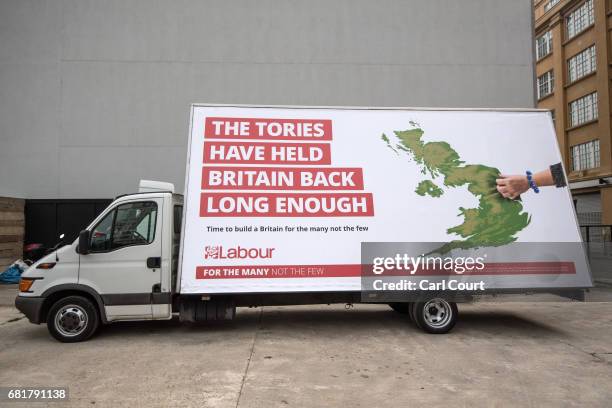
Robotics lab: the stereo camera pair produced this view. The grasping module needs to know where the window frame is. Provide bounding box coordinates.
[571,139,600,171]
[544,0,560,12]
[566,0,594,40]
[132,208,157,245]
[88,200,159,253]
[567,45,596,83]
[568,91,598,127]
[535,31,553,60]
[88,208,116,253]
[537,70,554,100]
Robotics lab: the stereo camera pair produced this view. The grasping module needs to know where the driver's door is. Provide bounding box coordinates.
[78,199,163,321]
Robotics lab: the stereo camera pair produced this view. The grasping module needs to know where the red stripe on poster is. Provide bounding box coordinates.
[204,117,333,141]
[203,141,331,165]
[195,262,576,279]
[201,166,365,190]
[199,192,374,217]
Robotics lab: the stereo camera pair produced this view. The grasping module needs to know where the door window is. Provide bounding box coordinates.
[90,210,114,251]
[89,201,158,252]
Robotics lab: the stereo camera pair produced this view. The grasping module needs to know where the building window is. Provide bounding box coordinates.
[571,139,600,171]
[568,45,596,82]
[566,0,594,40]
[537,70,554,99]
[536,31,553,60]
[569,92,598,127]
[544,0,560,12]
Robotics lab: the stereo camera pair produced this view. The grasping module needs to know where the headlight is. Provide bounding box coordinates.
[19,278,35,292]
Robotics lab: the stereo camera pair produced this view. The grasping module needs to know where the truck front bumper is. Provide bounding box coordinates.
[15,296,45,324]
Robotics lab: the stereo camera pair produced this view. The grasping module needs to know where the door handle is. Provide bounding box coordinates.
[147,257,161,269]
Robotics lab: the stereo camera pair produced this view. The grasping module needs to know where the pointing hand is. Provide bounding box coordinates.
[496,175,529,199]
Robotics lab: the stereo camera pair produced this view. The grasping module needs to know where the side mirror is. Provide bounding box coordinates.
[78,230,90,255]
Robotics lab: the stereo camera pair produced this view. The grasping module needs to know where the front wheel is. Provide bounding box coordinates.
[47,296,100,343]
[412,298,457,334]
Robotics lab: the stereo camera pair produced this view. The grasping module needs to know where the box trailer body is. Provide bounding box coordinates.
[15,105,593,342]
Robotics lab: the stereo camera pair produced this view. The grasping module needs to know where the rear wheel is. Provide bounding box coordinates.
[47,296,100,343]
[412,298,457,334]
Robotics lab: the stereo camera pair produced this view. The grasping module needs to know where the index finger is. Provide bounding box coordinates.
[495,178,507,186]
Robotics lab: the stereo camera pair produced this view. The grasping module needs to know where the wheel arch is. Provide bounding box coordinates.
[41,284,108,324]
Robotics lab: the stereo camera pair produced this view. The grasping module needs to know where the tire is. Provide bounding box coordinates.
[410,302,422,329]
[412,298,457,334]
[47,296,100,343]
[388,303,410,314]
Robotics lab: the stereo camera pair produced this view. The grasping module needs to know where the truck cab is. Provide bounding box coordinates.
[15,180,183,342]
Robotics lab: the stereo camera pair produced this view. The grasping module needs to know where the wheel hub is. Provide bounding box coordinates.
[55,305,88,337]
[423,299,452,328]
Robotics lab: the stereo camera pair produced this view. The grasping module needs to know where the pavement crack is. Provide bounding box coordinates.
[0,316,25,326]
[235,307,264,408]
[562,341,612,365]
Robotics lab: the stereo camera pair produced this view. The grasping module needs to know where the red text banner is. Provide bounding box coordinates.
[195,262,577,279]
[200,192,374,217]
[205,117,333,141]
[203,141,331,165]
[201,166,365,190]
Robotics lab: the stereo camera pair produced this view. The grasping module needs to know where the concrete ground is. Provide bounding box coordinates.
[1,285,612,407]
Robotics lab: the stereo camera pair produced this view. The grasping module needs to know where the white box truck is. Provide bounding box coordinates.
[15,105,592,342]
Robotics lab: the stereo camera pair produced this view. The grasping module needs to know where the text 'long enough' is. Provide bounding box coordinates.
[200,193,374,217]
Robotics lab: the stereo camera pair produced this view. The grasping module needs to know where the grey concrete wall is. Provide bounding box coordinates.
[0,0,535,199]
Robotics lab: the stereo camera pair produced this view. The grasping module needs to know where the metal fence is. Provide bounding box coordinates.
[580,225,612,262]
[577,211,602,226]
[580,225,612,243]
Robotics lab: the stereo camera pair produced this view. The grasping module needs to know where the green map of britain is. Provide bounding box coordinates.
[382,122,531,253]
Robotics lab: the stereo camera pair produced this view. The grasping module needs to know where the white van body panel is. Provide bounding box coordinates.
[77,193,169,321]
[19,244,80,297]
